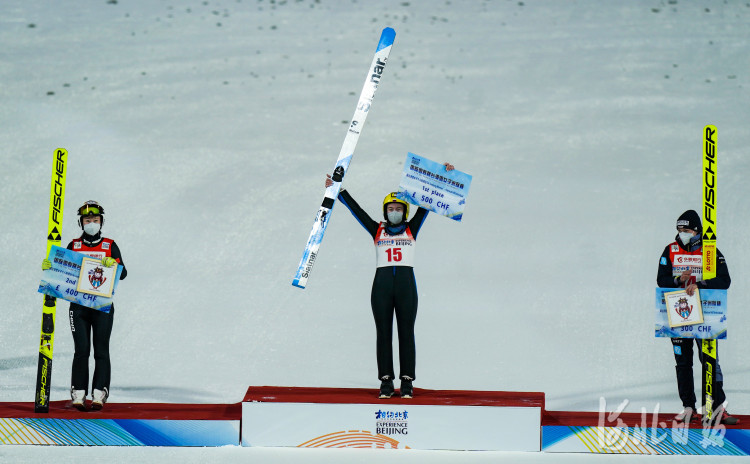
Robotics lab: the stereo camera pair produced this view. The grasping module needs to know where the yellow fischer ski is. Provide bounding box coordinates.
[701,126,717,422]
[702,125,717,280]
[34,148,67,413]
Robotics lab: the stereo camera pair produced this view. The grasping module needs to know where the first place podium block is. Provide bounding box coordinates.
[241,386,544,451]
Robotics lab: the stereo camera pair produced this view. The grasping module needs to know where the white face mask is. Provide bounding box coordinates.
[387,210,404,224]
[678,231,694,246]
[83,222,101,236]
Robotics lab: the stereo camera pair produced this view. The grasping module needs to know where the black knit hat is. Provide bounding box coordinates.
[676,210,701,233]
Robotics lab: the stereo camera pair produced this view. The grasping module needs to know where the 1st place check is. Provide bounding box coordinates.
[397,152,472,221]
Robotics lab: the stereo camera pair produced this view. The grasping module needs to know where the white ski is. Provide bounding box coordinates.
[292,27,396,289]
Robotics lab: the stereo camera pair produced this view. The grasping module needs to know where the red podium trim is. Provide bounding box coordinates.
[0,400,241,420]
[243,386,545,408]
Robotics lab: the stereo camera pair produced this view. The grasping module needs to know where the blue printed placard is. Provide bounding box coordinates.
[655,288,727,339]
[398,152,472,221]
[38,245,122,312]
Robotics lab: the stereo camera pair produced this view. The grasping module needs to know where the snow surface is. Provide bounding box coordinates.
[1,0,749,462]
[1,445,746,464]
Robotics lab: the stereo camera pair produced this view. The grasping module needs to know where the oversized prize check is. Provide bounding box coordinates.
[397,152,472,221]
[38,245,123,312]
[654,287,727,339]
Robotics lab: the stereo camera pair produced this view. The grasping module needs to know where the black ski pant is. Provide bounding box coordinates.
[69,303,114,394]
[671,337,726,411]
[371,266,418,382]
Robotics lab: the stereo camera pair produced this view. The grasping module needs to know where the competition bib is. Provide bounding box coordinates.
[81,251,106,260]
[72,238,112,261]
[669,243,702,284]
[374,223,415,268]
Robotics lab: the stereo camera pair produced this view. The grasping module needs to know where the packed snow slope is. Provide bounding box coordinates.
[1,0,748,415]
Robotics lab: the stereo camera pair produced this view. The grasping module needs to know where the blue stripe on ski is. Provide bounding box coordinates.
[334,154,353,172]
[292,209,332,288]
[376,27,396,52]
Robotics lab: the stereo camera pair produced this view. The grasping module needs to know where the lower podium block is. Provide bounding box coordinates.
[542,411,750,456]
[0,401,240,446]
[242,386,543,451]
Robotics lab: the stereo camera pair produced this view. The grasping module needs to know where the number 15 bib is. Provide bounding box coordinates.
[374,223,416,268]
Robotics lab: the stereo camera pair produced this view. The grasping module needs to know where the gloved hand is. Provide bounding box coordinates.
[42,259,52,270]
[101,257,117,268]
